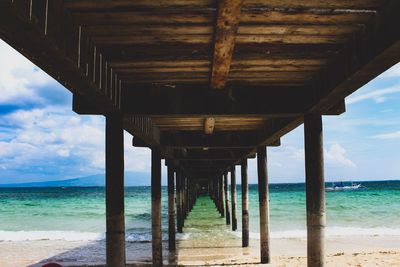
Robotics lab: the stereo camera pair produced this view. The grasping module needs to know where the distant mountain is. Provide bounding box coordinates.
[0,172,156,187]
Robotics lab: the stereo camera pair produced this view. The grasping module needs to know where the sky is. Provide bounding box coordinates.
[0,39,399,184]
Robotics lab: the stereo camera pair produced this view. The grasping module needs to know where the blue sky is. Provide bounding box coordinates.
[0,39,399,184]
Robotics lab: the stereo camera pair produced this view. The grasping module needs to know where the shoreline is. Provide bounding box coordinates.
[0,235,399,267]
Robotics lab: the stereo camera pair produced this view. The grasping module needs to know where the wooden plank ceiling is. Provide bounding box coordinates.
[2,0,397,176]
[62,0,389,174]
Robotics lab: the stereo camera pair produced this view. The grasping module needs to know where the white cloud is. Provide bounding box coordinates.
[124,132,151,172]
[371,131,400,139]
[325,143,356,168]
[346,85,400,105]
[0,40,53,104]
[0,107,108,175]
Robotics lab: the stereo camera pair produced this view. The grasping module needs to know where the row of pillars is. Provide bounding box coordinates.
[103,113,325,267]
[208,149,269,262]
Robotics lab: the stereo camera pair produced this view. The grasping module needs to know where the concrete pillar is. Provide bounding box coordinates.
[231,166,237,231]
[304,114,326,267]
[257,146,270,264]
[241,159,249,247]
[151,148,162,267]
[224,173,231,225]
[167,166,176,251]
[105,114,126,267]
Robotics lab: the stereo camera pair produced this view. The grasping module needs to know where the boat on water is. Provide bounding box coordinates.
[325,181,363,192]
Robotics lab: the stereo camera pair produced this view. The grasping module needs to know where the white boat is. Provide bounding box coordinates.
[325,182,363,192]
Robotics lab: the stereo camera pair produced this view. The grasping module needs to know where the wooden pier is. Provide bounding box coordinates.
[1,0,399,266]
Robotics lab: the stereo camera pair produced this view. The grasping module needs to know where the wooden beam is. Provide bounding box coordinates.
[133,131,280,149]
[167,165,176,251]
[63,0,385,10]
[230,166,238,231]
[304,114,325,267]
[105,114,126,267]
[224,173,231,225]
[171,149,256,161]
[176,170,183,233]
[211,0,243,89]
[257,146,270,264]
[204,117,215,134]
[151,147,163,267]
[121,86,308,116]
[241,159,249,247]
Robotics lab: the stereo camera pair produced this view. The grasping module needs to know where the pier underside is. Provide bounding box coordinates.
[1,0,399,266]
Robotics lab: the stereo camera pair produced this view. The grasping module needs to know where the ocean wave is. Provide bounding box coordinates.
[233,227,400,239]
[0,230,105,242]
[0,230,192,243]
[126,232,152,242]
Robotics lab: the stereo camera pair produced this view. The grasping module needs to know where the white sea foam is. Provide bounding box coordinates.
[233,227,400,240]
[0,230,104,242]
[176,232,191,241]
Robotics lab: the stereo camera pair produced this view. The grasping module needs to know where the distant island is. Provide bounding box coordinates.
[0,172,161,187]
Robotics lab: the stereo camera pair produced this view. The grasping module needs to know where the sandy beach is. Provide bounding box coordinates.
[1,235,399,267]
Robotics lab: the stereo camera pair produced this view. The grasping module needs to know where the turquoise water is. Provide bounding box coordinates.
[0,181,399,242]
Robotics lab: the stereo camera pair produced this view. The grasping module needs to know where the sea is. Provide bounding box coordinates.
[0,181,399,243]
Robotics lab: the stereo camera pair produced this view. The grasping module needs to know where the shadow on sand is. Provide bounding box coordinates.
[27,196,258,267]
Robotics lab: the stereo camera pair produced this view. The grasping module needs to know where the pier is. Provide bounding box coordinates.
[1,0,399,266]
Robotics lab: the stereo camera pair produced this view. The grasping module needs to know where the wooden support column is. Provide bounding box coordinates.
[224,173,231,225]
[184,176,189,219]
[105,114,126,267]
[257,146,270,264]
[151,148,162,267]
[167,166,176,251]
[304,114,326,267]
[220,175,225,217]
[231,167,237,231]
[216,177,221,215]
[241,159,249,247]
[176,171,183,233]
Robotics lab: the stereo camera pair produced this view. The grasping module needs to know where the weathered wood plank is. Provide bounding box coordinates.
[110,58,326,68]
[71,11,214,25]
[241,10,373,25]
[64,0,384,10]
[244,0,384,9]
[64,0,216,10]
[91,33,349,45]
[83,24,361,37]
[70,9,373,26]
[210,0,243,89]
[152,116,269,131]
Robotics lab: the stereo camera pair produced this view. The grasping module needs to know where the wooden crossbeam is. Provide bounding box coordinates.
[133,131,281,149]
[210,0,243,89]
[120,86,347,117]
[172,149,256,161]
[121,86,307,116]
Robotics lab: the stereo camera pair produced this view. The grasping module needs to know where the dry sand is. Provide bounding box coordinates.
[0,235,399,267]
